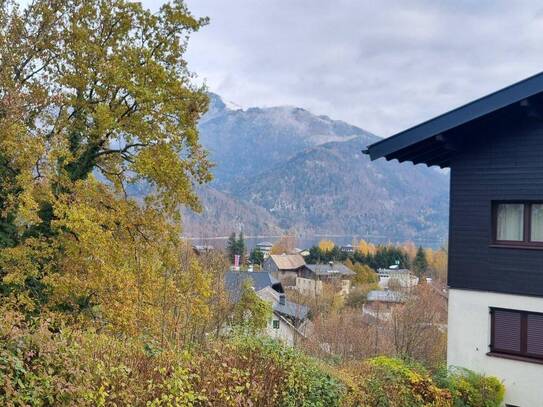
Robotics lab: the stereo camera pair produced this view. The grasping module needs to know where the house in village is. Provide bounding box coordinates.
[224,271,310,346]
[296,262,356,296]
[262,253,306,286]
[377,267,419,290]
[340,244,355,254]
[365,71,543,406]
[362,290,406,321]
[256,241,274,258]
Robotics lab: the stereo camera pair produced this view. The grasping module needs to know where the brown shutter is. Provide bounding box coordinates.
[493,309,521,353]
[527,313,543,356]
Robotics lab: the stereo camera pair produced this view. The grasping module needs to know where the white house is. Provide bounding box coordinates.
[224,271,310,346]
[377,267,418,290]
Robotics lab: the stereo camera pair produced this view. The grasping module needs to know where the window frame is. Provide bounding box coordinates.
[492,201,543,248]
[272,319,280,330]
[489,307,543,363]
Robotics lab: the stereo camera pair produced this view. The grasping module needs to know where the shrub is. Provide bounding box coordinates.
[0,312,88,406]
[339,357,452,407]
[0,312,505,407]
[227,335,344,407]
[435,366,505,407]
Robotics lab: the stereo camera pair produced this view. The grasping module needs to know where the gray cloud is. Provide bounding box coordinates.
[136,1,543,136]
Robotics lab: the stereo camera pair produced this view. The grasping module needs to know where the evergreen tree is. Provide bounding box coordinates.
[226,232,246,265]
[249,248,265,267]
[412,246,429,277]
[237,232,246,264]
[226,233,237,263]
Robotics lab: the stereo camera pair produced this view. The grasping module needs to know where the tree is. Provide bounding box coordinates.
[226,232,245,264]
[232,279,272,333]
[346,260,379,286]
[249,247,264,267]
[412,246,429,278]
[427,247,448,282]
[270,234,296,255]
[389,285,447,368]
[318,239,335,252]
[226,233,237,263]
[0,0,213,337]
[237,231,246,264]
[368,246,410,270]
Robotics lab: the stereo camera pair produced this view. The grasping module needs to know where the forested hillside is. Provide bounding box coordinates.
[184,94,449,243]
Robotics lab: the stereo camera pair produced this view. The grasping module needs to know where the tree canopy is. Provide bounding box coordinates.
[0,0,213,336]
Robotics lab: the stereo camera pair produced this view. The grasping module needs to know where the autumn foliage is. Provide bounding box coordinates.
[0,1,504,406]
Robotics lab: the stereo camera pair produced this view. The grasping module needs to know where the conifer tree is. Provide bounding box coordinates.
[413,246,429,278]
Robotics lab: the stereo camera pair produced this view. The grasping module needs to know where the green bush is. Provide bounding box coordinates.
[435,366,505,407]
[228,335,344,407]
[339,356,452,407]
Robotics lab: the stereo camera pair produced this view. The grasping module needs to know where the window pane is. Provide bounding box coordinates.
[531,204,543,242]
[496,204,524,241]
[527,314,543,356]
[493,310,521,352]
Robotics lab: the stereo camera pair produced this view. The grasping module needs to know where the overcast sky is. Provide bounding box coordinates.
[144,0,541,137]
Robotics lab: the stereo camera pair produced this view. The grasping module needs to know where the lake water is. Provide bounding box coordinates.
[186,234,444,250]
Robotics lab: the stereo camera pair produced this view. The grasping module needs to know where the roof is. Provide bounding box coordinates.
[256,286,309,320]
[273,300,309,320]
[224,272,283,302]
[269,254,306,270]
[257,241,274,247]
[367,290,406,303]
[364,71,543,168]
[305,263,356,276]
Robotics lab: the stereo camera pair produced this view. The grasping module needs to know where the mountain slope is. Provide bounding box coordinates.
[181,95,449,244]
[228,136,449,244]
[181,186,282,237]
[199,93,378,190]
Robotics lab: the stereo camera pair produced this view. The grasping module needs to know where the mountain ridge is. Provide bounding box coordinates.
[182,94,449,245]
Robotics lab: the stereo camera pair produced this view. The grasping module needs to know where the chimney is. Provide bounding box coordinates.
[279,294,286,305]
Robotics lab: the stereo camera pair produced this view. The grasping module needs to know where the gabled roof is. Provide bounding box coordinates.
[224,271,283,302]
[364,71,543,168]
[268,254,306,270]
[273,300,309,320]
[256,286,309,320]
[305,263,356,276]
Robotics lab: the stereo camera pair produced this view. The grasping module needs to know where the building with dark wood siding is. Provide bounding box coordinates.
[365,71,543,407]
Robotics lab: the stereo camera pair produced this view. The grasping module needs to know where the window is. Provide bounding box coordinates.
[272,320,280,329]
[496,204,524,241]
[531,204,543,242]
[493,202,543,247]
[490,308,543,362]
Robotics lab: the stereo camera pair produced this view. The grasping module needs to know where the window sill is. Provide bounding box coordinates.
[487,351,543,365]
[489,243,543,251]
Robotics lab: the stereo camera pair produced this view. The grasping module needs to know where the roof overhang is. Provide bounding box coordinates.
[364,71,543,168]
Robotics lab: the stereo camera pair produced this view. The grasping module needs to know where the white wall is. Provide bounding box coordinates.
[296,277,322,296]
[448,288,543,407]
[266,315,296,346]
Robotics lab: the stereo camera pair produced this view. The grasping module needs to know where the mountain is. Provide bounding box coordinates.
[199,93,377,190]
[181,185,282,237]
[181,94,449,245]
[229,136,449,244]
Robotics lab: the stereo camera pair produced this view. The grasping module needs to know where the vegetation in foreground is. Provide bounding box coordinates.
[1,313,504,407]
[0,0,504,406]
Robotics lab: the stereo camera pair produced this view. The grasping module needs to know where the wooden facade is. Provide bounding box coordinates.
[448,114,543,297]
[365,73,543,298]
